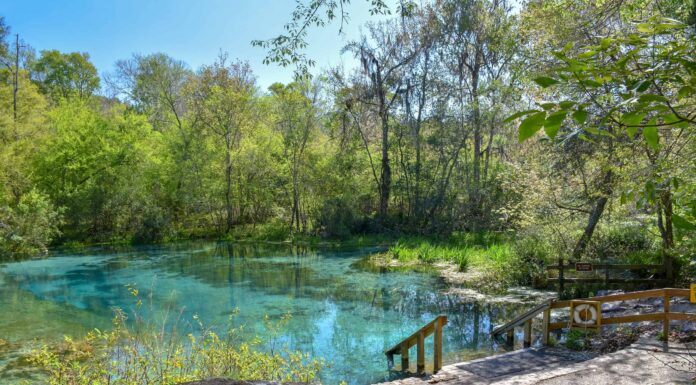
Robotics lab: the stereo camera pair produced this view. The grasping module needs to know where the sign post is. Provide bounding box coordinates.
[690,283,695,304]
[575,262,593,272]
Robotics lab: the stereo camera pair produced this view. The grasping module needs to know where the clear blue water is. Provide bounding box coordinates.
[0,241,538,384]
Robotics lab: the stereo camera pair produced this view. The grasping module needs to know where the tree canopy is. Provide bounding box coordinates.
[0,0,694,267]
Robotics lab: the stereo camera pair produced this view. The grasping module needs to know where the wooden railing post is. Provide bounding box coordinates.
[558,257,565,297]
[506,329,514,347]
[523,320,532,348]
[401,343,409,371]
[663,290,670,345]
[417,332,425,374]
[542,308,551,345]
[434,317,443,373]
[385,315,447,375]
[664,254,673,283]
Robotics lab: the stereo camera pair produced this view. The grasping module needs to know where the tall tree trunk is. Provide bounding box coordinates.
[656,188,674,250]
[571,170,613,259]
[413,49,430,223]
[378,104,391,222]
[13,34,19,124]
[224,137,234,233]
[467,47,483,231]
[291,162,300,232]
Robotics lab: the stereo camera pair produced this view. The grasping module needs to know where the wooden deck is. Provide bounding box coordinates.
[373,338,695,385]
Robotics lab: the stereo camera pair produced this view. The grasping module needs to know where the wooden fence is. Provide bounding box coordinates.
[546,257,672,294]
[493,288,695,348]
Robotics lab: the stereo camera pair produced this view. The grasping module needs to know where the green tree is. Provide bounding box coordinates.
[514,16,696,253]
[270,81,322,232]
[192,54,257,233]
[32,50,100,101]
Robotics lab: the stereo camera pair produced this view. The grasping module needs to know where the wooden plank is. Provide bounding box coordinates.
[547,278,667,284]
[417,332,425,374]
[595,313,664,325]
[549,312,693,331]
[667,313,696,321]
[542,308,550,345]
[551,289,671,309]
[558,257,564,295]
[401,343,409,371]
[506,329,514,346]
[385,315,447,354]
[549,321,565,331]
[523,320,532,348]
[551,300,572,309]
[547,264,663,270]
[492,300,550,336]
[663,292,670,339]
[665,288,690,298]
[434,318,443,373]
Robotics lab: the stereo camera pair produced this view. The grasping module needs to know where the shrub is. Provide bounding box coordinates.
[589,223,658,260]
[565,329,592,351]
[318,197,363,239]
[29,287,325,385]
[133,205,170,244]
[0,189,62,259]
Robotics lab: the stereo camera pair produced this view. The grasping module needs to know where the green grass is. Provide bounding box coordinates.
[372,231,556,290]
[382,232,518,273]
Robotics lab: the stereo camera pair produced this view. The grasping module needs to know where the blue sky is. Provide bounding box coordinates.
[1,0,395,90]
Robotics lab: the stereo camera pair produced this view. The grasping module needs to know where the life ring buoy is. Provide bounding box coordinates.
[573,304,598,325]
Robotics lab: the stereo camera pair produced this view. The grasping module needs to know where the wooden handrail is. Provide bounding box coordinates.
[546,288,694,342]
[491,300,551,337]
[490,288,695,350]
[550,288,690,309]
[385,315,447,374]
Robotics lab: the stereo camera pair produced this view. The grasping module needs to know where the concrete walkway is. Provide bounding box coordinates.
[374,338,695,385]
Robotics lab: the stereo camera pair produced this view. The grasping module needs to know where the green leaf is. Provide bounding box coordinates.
[518,112,547,142]
[584,127,600,135]
[677,86,694,99]
[504,109,540,123]
[637,23,653,33]
[638,94,669,103]
[642,125,659,150]
[581,79,602,88]
[626,125,638,138]
[543,111,567,139]
[621,111,645,126]
[533,77,560,88]
[578,50,597,59]
[572,110,588,125]
[672,214,696,230]
[559,101,576,109]
[635,81,651,93]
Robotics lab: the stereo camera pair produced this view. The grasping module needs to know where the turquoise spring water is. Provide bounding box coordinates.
[0,241,537,384]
